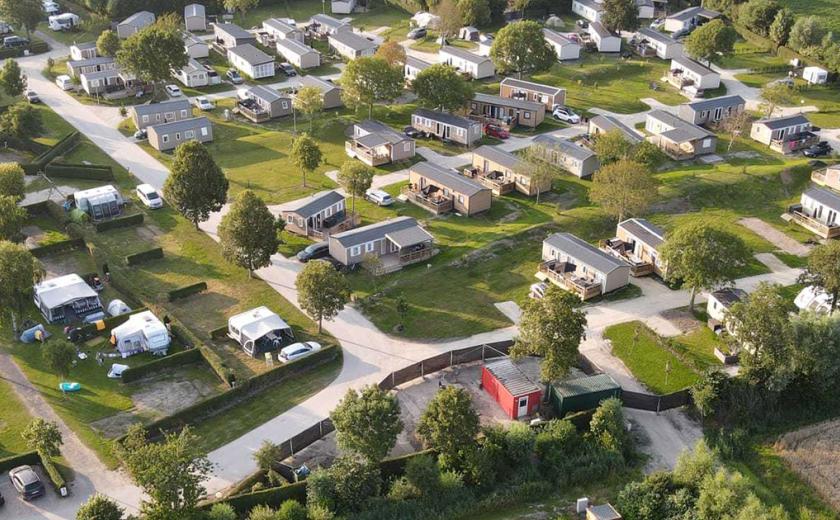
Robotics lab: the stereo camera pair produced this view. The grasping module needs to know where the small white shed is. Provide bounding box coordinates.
[803,66,828,85]
[111,310,170,357]
[228,306,295,357]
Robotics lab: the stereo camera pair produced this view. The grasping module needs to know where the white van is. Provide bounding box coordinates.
[365,188,394,206]
[55,74,73,90]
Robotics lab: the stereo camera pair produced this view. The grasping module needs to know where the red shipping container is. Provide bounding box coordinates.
[482,359,542,419]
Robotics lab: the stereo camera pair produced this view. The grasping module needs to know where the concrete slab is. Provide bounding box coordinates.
[698,154,724,164]
[494,301,521,324]
[738,217,812,257]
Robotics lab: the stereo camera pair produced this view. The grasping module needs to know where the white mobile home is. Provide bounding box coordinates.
[664,6,720,34]
[276,38,321,69]
[173,58,213,88]
[184,33,209,59]
[635,28,682,59]
[439,46,495,79]
[803,66,828,85]
[788,186,840,239]
[589,22,620,53]
[331,0,356,14]
[117,11,155,39]
[228,306,295,357]
[227,44,275,79]
[48,13,80,31]
[328,30,378,60]
[543,29,581,61]
[111,311,170,357]
[69,41,97,61]
[184,4,206,32]
[572,0,604,22]
[309,13,352,36]
[404,55,432,81]
[668,56,720,92]
[263,18,305,43]
[34,274,103,324]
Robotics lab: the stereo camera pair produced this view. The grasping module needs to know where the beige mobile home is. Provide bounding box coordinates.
[601,218,667,277]
[328,216,434,274]
[406,161,492,216]
[499,78,565,111]
[147,117,212,152]
[468,145,553,197]
[345,120,416,166]
[538,232,630,300]
[531,134,599,178]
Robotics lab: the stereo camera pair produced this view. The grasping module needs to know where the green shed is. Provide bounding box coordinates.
[550,373,621,416]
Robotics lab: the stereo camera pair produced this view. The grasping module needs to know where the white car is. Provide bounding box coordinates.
[365,188,394,206]
[135,183,163,209]
[278,341,321,363]
[552,106,581,124]
[195,96,214,110]
[165,84,182,97]
[55,74,73,90]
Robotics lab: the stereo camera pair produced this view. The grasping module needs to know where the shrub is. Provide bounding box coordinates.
[125,247,163,266]
[206,502,237,520]
[167,281,207,301]
[307,456,381,515]
[94,212,143,232]
[247,504,278,520]
[277,499,308,520]
[403,453,440,496]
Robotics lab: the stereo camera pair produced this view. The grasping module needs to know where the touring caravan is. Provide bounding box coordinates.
[110,311,171,357]
[48,13,80,31]
[227,306,295,357]
[73,185,124,220]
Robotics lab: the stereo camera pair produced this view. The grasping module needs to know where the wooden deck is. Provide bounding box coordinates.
[537,260,603,300]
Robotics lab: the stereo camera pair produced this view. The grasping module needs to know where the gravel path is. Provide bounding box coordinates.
[739,217,812,256]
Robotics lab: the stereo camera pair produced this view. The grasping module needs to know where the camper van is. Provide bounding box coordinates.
[227,306,295,357]
[48,13,80,31]
[110,311,171,357]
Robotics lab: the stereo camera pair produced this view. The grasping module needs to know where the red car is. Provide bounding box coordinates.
[484,124,510,139]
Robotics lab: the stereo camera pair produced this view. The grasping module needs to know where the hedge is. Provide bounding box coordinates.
[125,247,164,266]
[41,456,67,495]
[29,238,85,258]
[379,449,436,480]
[121,347,205,384]
[45,162,114,181]
[167,281,208,302]
[0,41,49,60]
[29,132,80,172]
[95,212,144,232]
[76,307,148,337]
[0,452,66,496]
[209,325,229,339]
[202,482,308,513]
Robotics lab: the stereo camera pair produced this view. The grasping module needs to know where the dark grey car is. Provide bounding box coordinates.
[9,466,45,501]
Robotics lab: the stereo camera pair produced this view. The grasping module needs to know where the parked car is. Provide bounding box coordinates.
[9,466,45,501]
[133,128,147,140]
[3,35,28,48]
[24,90,40,103]
[529,282,548,299]
[365,188,394,206]
[552,106,580,124]
[164,84,182,97]
[278,341,321,363]
[226,69,243,84]
[55,74,73,90]
[195,96,215,110]
[278,62,296,76]
[403,125,421,138]
[649,18,664,29]
[135,183,163,209]
[296,241,330,262]
[484,124,509,139]
[803,141,833,158]
[407,27,427,40]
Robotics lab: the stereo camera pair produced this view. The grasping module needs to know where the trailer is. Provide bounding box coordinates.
[228,306,295,357]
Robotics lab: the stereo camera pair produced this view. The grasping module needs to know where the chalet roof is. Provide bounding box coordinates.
[618,218,665,249]
[329,30,377,51]
[473,92,543,112]
[413,108,477,130]
[440,45,491,65]
[753,114,811,130]
[473,145,522,171]
[500,77,564,97]
[682,94,745,113]
[803,185,840,211]
[590,114,643,144]
[228,44,274,65]
[532,134,596,161]
[411,161,488,196]
[284,190,345,217]
[331,216,428,248]
[544,232,626,274]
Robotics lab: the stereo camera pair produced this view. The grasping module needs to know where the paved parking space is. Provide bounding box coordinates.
[0,466,65,520]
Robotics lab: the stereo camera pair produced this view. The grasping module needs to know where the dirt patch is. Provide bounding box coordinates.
[135,223,165,241]
[40,252,88,278]
[660,308,703,334]
[539,191,578,210]
[727,151,762,160]
[650,197,693,215]
[776,419,840,511]
[22,225,45,249]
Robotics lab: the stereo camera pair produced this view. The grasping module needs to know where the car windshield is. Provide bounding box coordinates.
[304,243,326,254]
[146,192,160,200]
[23,481,41,492]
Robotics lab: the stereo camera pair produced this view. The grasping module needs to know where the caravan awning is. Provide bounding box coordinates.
[386,226,433,249]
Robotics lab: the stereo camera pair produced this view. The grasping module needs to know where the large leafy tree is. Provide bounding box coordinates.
[0,163,25,201]
[337,160,374,214]
[307,455,381,515]
[375,40,407,66]
[589,397,629,455]
[331,385,403,462]
[517,145,556,203]
[458,0,490,27]
[739,0,781,36]
[769,8,795,47]
[42,339,76,379]
[339,57,404,118]
[118,425,213,520]
[759,82,795,116]
[295,259,350,333]
[290,133,322,187]
[223,0,260,22]
[218,190,279,277]
[0,59,26,98]
[684,20,737,65]
[589,159,658,222]
[0,102,43,143]
[0,195,27,241]
[417,386,480,471]
[252,440,284,473]
[490,20,556,77]
[76,494,125,520]
[293,86,324,133]
[659,221,751,310]
[787,16,826,54]
[601,0,639,33]
[591,129,634,165]
[412,63,474,111]
[0,0,40,38]
[163,141,229,229]
[511,285,587,385]
[116,19,187,93]
[22,418,63,458]
[96,29,121,57]
[798,240,840,312]
[434,0,463,42]
[0,240,42,330]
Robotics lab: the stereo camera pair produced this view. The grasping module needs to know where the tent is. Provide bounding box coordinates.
[794,285,834,315]
[107,299,131,317]
[411,11,440,29]
[73,185,124,221]
[228,306,295,357]
[33,274,103,324]
[111,311,170,358]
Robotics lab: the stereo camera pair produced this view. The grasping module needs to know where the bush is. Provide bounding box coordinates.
[120,348,204,384]
[41,456,66,494]
[202,482,307,515]
[307,456,381,515]
[44,163,114,181]
[277,499,308,520]
[125,247,163,266]
[28,238,85,258]
[167,281,207,301]
[403,453,440,496]
[206,502,237,520]
[0,452,40,473]
[94,212,144,232]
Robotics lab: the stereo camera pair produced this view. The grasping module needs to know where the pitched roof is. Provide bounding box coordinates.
[120,11,154,27]
[180,57,206,74]
[637,27,678,45]
[590,114,643,144]
[68,56,115,68]
[81,68,121,81]
[329,30,377,52]
[667,6,720,22]
[647,110,711,141]
[148,116,210,133]
[532,134,596,161]
[184,3,205,17]
[552,373,621,398]
[184,33,206,47]
[618,218,665,249]
[473,145,522,171]
[228,43,274,65]
[299,74,340,93]
[543,28,577,46]
[671,55,715,77]
[411,161,488,196]
[215,23,254,40]
[473,92,544,112]
[710,287,747,307]
[310,13,349,29]
[284,190,344,217]
[682,94,745,113]
[264,18,298,35]
[803,185,840,211]
[574,0,605,11]
[413,108,477,130]
[405,55,432,70]
[589,21,613,39]
[385,225,434,248]
[249,85,288,103]
[72,41,96,50]
[276,37,318,56]
[754,114,811,130]
[484,358,541,396]
[544,232,626,274]
[439,46,491,65]
[500,77,564,97]
[331,216,428,248]
[355,119,409,145]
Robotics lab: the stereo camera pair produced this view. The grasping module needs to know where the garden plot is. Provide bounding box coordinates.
[776,419,840,511]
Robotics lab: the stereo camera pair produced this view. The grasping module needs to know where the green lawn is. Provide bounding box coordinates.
[409,34,477,53]
[672,327,725,372]
[733,72,840,128]
[713,39,787,71]
[0,377,35,459]
[36,0,108,46]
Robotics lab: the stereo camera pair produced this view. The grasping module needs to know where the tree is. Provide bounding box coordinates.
[293,86,324,133]
[511,285,587,385]
[589,159,658,222]
[601,0,639,33]
[720,110,751,151]
[0,59,26,98]
[306,455,381,515]
[77,494,124,520]
[252,440,284,473]
[218,190,279,277]
[726,283,794,390]
[769,8,795,46]
[684,19,737,64]
[375,40,407,66]
[118,425,213,520]
[788,16,826,54]
[412,63,474,111]
[0,163,25,201]
[277,500,308,520]
[296,259,350,332]
[417,386,480,470]
[206,503,237,520]
[331,385,403,462]
[739,0,781,36]
[0,0,40,38]
[517,145,556,203]
[511,0,530,17]
[591,129,634,165]
[490,20,556,77]
[116,20,187,93]
[434,0,463,43]
[290,133,322,187]
[632,140,666,169]
[0,195,27,241]
[458,0,490,27]
[659,221,750,310]
[759,82,795,116]
[224,0,260,22]
[22,418,63,458]
[0,102,43,142]
[337,160,374,214]
[799,241,840,312]
[589,397,628,455]
[43,339,76,379]
[395,295,409,329]
[0,241,43,329]
[96,30,121,58]
[339,57,404,118]
[163,141,228,229]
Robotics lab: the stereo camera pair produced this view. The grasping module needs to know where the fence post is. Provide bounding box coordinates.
[421,360,424,379]
[391,371,395,388]
[450,350,453,368]
[482,344,485,361]
[289,439,295,457]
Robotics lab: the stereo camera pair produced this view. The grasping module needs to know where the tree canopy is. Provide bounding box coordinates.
[0,163,25,201]
[116,19,188,87]
[96,30,121,57]
[458,0,490,27]
[0,59,26,98]
[22,418,63,458]
[163,140,229,229]
[224,0,260,20]
[739,0,781,36]
[337,160,374,214]
[601,0,639,33]
[788,16,826,54]
[591,129,634,165]
[0,240,43,327]
[517,145,556,203]
[76,494,125,520]
[798,240,840,312]
[375,40,407,66]
[0,102,43,143]
[42,339,76,379]
[331,385,403,462]
[0,194,27,241]
[417,386,480,471]
[218,190,279,277]
[684,19,737,64]
[489,20,556,76]
[589,159,658,221]
[0,0,40,38]
[412,63,474,111]
[290,133,323,187]
[768,8,795,46]
[434,0,463,41]
[295,259,350,332]
[293,86,324,133]
[340,57,404,118]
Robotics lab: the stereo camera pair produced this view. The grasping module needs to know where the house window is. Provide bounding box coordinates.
[175,132,181,141]
[282,101,289,109]
[523,112,531,120]
[351,245,361,256]
[185,130,195,139]
[142,115,149,123]
[403,142,411,152]
[162,135,170,143]
[165,111,175,120]
[155,114,162,121]
[458,195,464,203]
[180,109,188,118]
[365,242,374,253]
[702,138,712,147]
[201,127,208,137]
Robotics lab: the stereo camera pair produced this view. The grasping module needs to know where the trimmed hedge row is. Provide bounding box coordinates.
[209,325,228,339]
[45,162,114,181]
[121,348,205,384]
[379,449,435,480]
[0,41,49,60]
[29,238,85,258]
[125,247,164,266]
[203,482,308,513]
[41,456,67,495]
[167,281,207,302]
[28,132,80,173]
[95,212,144,232]
[76,307,148,337]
